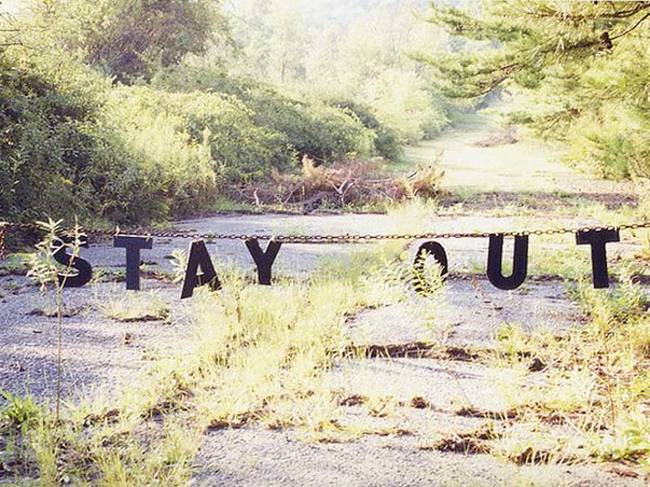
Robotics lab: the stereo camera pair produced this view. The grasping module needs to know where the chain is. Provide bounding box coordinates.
[0,223,6,259]
[0,220,648,246]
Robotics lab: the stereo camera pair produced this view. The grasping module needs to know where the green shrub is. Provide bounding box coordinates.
[563,108,650,180]
[359,68,449,144]
[109,86,296,183]
[0,51,221,224]
[0,44,400,226]
[153,62,377,163]
[327,99,403,161]
[0,54,148,223]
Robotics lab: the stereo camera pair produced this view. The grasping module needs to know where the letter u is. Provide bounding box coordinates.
[487,234,528,290]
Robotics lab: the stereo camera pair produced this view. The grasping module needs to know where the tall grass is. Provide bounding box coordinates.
[494,269,650,469]
[2,236,421,483]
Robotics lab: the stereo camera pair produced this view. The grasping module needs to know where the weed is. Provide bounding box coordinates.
[0,253,30,277]
[97,291,171,323]
[1,392,41,428]
[3,234,428,483]
[26,218,84,422]
[493,270,650,470]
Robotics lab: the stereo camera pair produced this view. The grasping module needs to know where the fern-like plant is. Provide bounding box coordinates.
[26,219,84,422]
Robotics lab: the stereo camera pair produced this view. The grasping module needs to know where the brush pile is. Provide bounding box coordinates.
[237,157,444,212]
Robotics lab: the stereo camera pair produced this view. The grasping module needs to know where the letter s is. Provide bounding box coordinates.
[52,234,93,288]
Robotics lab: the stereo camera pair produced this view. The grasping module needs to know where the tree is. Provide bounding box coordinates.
[421,1,650,178]
[226,0,454,144]
[35,0,233,83]
[229,0,308,84]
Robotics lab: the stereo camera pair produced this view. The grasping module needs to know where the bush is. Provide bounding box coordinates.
[0,47,402,226]
[0,54,148,223]
[109,85,296,183]
[563,108,650,180]
[360,68,449,144]
[0,51,226,224]
[328,99,403,161]
[153,62,378,163]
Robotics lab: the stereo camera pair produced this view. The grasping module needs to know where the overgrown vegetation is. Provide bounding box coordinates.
[422,1,650,180]
[1,199,649,482]
[493,271,649,469]
[0,226,425,483]
[3,0,649,483]
[26,218,85,422]
[227,0,457,144]
[0,0,452,225]
[237,157,443,211]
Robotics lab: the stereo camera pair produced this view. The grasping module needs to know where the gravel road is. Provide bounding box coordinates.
[1,114,647,486]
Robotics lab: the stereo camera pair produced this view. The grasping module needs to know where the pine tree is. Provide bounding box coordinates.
[421,1,650,178]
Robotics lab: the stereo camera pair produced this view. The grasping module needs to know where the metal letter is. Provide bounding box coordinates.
[52,234,92,288]
[413,241,448,295]
[180,240,222,299]
[114,235,153,291]
[487,234,528,290]
[245,239,282,285]
[576,229,620,288]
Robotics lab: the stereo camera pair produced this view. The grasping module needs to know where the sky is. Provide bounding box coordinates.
[0,0,23,15]
[224,0,432,29]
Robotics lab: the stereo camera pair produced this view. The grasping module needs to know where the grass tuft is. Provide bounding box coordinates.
[97,291,171,323]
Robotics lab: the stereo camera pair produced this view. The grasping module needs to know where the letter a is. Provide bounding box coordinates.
[180,240,222,299]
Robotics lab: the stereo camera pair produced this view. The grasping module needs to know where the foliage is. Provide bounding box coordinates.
[0,391,41,427]
[227,0,455,144]
[0,16,387,224]
[1,236,426,483]
[0,51,147,223]
[358,68,450,143]
[494,269,650,467]
[422,0,650,179]
[328,99,403,161]
[109,84,294,186]
[26,218,85,422]
[97,290,171,323]
[34,0,232,83]
[154,62,379,162]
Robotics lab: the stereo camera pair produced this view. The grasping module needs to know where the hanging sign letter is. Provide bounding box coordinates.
[52,234,93,288]
[114,235,153,291]
[245,238,282,285]
[487,234,529,290]
[576,229,620,289]
[180,240,222,299]
[413,241,448,295]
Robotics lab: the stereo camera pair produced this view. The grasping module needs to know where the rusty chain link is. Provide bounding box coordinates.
[0,220,648,249]
[0,223,6,259]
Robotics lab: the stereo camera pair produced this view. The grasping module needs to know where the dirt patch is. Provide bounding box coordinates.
[473,127,518,147]
[348,342,482,361]
[438,189,639,213]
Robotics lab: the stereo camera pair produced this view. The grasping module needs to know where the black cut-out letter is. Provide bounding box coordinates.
[487,234,528,290]
[413,241,448,295]
[52,234,92,288]
[114,235,153,291]
[245,239,282,285]
[576,229,620,289]
[181,240,222,299]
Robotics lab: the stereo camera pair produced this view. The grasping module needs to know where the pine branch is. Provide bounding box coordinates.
[611,12,650,40]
